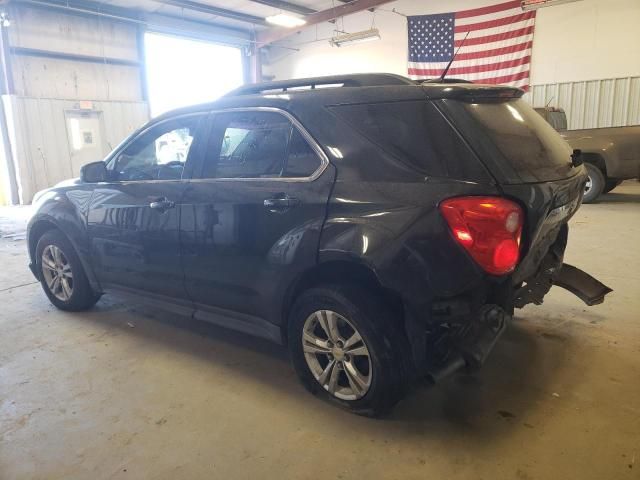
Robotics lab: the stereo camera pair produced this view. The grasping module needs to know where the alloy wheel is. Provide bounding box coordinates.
[41,245,74,302]
[302,310,372,400]
[584,176,593,195]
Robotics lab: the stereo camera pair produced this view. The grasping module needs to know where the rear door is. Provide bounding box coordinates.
[87,113,206,303]
[181,108,335,334]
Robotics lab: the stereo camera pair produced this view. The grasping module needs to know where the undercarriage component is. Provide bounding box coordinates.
[426,304,509,383]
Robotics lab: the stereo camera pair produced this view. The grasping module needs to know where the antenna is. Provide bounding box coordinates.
[439,31,470,82]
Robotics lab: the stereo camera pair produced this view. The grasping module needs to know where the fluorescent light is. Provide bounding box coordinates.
[329,28,381,47]
[521,0,582,11]
[266,13,306,28]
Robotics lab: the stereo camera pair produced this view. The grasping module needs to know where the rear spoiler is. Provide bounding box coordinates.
[422,83,525,101]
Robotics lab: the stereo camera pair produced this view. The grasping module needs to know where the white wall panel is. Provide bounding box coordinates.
[9,5,139,61]
[524,76,640,130]
[11,56,142,102]
[3,95,149,204]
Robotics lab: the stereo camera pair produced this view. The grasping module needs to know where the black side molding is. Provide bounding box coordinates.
[554,263,613,306]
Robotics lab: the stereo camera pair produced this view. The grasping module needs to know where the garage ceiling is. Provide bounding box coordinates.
[26,0,364,32]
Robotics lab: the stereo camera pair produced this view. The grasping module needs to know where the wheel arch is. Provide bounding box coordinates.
[28,217,101,291]
[582,152,607,175]
[281,259,404,345]
[28,219,60,269]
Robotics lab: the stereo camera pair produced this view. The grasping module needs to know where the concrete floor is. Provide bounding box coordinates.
[1,183,639,480]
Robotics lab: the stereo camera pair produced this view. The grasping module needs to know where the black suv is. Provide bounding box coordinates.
[27,74,611,416]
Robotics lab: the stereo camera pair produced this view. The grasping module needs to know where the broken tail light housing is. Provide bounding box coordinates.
[439,196,524,275]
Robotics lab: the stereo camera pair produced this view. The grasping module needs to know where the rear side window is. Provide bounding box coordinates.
[284,128,320,177]
[329,100,489,181]
[202,111,322,179]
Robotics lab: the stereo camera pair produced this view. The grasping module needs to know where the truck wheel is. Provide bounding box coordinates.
[288,285,408,417]
[36,230,101,311]
[603,179,622,194]
[583,163,605,203]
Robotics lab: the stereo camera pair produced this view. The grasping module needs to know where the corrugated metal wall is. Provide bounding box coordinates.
[3,96,149,203]
[523,76,640,130]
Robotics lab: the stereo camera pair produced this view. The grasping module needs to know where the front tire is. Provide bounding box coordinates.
[36,230,101,311]
[288,285,407,417]
[583,163,605,203]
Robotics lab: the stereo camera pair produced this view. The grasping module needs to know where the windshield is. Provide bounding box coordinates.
[439,98,574,183]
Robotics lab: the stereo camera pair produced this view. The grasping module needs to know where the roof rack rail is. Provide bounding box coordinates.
[225,73,416,97]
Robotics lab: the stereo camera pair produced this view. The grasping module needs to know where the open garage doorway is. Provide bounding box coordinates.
[144,32,244,117]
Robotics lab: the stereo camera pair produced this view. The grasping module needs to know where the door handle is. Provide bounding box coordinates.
[149,197,176,212]
[263,195,299,212]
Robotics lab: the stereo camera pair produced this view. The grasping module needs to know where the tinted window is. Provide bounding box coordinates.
[284,128,322,177]
[110,116,201,181]
[330,101,488,180]
[441,98,573,183]
[205,111,290,179]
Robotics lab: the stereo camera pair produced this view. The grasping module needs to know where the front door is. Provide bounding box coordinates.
[181,109,334,333]
[87,113,205,302]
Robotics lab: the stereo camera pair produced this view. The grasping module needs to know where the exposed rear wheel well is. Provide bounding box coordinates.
[282,261,404,344]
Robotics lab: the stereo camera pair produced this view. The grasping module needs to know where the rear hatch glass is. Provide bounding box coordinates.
[437,98,575,184]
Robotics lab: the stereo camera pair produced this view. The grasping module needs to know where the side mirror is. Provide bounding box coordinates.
[80,161,107,183]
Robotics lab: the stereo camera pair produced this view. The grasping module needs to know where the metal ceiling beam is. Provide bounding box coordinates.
[153,0,268,26]
[256,0,394,46]
[15,0,253,35]
[247,0,316,16]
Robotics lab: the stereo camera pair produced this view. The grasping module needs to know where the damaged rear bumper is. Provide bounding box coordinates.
[424,260,612,384]
[554,264,612,306]
[515,259,612,308]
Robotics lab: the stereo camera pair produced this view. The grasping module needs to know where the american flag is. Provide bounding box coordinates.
[407,0,536,90]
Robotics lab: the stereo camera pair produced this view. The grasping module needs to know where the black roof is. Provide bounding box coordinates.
[153,73,524,122]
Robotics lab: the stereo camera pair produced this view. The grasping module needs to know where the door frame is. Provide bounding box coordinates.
[188,106,330,183]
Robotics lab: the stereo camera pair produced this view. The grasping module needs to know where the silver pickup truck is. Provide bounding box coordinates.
[535,107,640,202]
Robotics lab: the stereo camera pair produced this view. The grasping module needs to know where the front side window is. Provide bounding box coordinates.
[109,115,201,181]
[202,110,322,179]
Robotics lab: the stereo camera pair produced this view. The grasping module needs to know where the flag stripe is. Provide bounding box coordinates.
[410,63,530,82]
[455,7,526,26]
[454,34,533,54]
[473,70,530,84]
[454,26,535,47]
[409,47,531,70]
[408,55,530,76]
[454,12,535,33]
[453,41,532,61]
[454,18,535,40]
[454,0,521,19]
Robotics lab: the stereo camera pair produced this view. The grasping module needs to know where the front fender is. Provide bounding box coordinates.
[27,187,100,291]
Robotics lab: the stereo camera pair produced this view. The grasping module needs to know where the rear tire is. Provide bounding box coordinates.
[583,163,605,203]
[288,285,408,417]
[36,230,101,311]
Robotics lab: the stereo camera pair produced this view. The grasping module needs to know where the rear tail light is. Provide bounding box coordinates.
[439,196,524,275]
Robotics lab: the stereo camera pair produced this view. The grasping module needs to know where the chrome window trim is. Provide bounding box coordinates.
[190,106,330,183]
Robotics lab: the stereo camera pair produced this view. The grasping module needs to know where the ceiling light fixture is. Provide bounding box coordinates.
[329,28,381,47]
[266,13,306,28]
